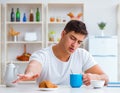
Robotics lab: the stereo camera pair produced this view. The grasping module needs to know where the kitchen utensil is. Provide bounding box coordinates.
[4,62,18,87]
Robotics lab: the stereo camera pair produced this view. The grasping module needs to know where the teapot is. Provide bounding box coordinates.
[4,63,18,87]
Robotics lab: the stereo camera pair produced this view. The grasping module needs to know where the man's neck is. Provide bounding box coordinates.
[52,44,70,62]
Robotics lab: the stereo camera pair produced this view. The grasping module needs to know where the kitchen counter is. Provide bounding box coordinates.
[0,83,120,93]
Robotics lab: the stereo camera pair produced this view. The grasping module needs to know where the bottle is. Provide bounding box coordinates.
[10,8,15,22]
[16,8,20,22]
[23,13,27,22]
[36,8,40,22]
[29,9,34,22]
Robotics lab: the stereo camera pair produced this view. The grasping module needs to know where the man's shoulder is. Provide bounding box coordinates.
[76,48,88,53]
[33,46,52,55]
[41,46,51,51]
[74,48,90,57]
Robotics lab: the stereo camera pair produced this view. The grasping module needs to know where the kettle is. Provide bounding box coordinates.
[4,63,18,87]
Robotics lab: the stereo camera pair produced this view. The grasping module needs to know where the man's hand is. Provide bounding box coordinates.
[83,73,91,86]
[12,72,39,83]
[83,73,107,86]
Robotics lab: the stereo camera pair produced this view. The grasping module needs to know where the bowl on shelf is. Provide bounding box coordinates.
[91,80,105,89]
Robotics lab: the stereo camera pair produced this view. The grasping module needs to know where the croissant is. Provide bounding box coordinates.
[39,80,58,88]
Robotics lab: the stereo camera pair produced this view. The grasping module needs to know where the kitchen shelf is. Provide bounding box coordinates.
[7,41,42,44]
[46,3,84,47]
[6,22,42,25]
[48,22,67,24]
[2,2,85,84]
[7,61,29,64]
[5,3,44,74]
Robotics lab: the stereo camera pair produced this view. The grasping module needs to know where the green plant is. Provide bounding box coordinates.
[49,30,56,42]
[98,22,106,30]
[49,30,55,35]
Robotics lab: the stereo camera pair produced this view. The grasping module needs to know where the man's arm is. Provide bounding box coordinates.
[13,60,42,83]
[25,60,42,76]
[83,64,109,86]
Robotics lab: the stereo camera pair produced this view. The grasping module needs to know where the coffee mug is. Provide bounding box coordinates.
[70,74,83,88]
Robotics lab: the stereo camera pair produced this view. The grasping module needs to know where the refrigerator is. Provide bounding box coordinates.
[88,36,118,82]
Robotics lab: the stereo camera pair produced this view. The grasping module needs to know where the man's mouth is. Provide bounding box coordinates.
[69,47,74,52]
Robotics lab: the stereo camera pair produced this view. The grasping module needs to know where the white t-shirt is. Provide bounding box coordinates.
[29,45,97,85]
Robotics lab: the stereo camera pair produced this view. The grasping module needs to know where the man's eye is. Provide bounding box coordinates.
[78,40,83,45]
[70,36,75,40]
[78,41,81,44]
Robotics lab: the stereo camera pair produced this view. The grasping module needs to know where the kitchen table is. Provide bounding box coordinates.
[0,83,120,93]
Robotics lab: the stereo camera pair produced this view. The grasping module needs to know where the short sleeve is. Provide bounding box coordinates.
[29,50,47,67]
[81,49,97,72]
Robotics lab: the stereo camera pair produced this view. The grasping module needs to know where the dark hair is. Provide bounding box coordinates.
[64,20,88,36]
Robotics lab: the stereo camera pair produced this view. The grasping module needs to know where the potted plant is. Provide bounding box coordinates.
[98,22,106,36]
[49,30,56,42]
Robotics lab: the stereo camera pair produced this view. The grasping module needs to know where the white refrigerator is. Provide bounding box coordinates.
[88,36,118,82]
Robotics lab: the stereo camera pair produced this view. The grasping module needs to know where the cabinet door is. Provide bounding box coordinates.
[94,56,118,82]
[89,36,118,82]
[89,36,118,55]
[5,3,44,77]
[46,3,84,47]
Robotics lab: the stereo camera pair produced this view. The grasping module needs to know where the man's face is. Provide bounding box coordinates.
[61,31,86,54]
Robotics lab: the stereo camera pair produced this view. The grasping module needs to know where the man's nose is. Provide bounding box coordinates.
[72,41,78,47]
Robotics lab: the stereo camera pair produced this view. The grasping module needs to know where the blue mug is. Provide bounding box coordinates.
[70,74,83,88]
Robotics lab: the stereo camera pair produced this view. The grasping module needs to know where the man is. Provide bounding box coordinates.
[13,20,109,86]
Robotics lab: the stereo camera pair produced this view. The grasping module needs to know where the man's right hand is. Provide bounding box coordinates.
[12,72,39,83]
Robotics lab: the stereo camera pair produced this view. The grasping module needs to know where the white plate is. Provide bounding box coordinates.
[39,87,58,91]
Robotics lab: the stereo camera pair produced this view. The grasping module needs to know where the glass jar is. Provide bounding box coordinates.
[50,17,55,22]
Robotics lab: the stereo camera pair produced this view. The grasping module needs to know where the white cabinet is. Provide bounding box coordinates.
[94,56,118,82]
[5,3,44,74]
[89,36,117,55]
[46,3,84,47]
[3,2,85,83]
[89,36,118,82]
